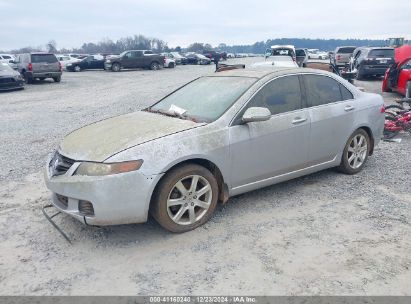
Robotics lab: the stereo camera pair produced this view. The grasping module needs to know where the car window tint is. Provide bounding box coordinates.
[402,59,411,69]
[31,54,58,63]
[340,84,353,100]
[337,47,356,54]
[368,49,394,58]
[247,75,302,115]
[303,75,343,106]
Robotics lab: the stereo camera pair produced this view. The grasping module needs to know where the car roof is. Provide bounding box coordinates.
[208,67,323,79]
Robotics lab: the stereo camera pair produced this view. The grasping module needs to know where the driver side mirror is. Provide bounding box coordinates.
[242,107,271,123]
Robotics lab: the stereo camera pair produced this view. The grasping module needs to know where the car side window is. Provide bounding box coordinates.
[340,84,354,100]
[245,75,302,116]
[124,52,132,58]
[303,75,343,107]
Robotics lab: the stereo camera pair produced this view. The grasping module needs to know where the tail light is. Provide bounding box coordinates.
[58,61,62,71]
[337,55,342,61]
[163,58,166,64]
[380,105,385,113]
[28,63,32,71]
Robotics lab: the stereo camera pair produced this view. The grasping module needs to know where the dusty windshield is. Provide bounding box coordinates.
[149,76,256,122]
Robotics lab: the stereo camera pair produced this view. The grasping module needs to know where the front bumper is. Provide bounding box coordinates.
[0,80,24,90]
[44,156,163,226]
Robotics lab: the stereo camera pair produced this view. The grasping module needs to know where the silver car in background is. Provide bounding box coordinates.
[45,68,385,233]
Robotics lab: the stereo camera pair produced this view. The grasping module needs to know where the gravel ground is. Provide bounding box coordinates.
[0,58,410,295]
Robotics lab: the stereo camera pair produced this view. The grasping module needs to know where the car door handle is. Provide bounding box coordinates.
[345,105,355,111]
[292,117,307,124]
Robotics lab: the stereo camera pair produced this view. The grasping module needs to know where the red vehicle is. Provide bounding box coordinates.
[382,45,411,97]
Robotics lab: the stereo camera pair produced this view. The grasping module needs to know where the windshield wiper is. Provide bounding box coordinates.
[144,108,188,120]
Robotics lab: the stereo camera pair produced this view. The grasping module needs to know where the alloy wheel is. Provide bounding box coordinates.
[347,134,368,169]
[166,175,212,225]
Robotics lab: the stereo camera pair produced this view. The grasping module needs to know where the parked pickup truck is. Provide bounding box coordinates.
[104,50,164,71]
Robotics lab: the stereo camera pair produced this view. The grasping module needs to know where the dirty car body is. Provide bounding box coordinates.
[45,68,385,230]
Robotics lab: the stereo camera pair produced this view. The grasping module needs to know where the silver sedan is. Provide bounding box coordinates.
[45,68,385,232]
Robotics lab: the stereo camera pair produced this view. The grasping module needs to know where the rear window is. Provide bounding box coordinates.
[368,49,394,58]
[337,47,356,54]
[31,54,58,63]
[2,55,12,59]
[296,49,306,56]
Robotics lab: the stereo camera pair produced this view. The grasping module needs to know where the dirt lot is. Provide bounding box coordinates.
[0,58,410,295]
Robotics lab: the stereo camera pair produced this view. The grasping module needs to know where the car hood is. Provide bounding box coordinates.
[60,111,204,162]
[0,69,18,77]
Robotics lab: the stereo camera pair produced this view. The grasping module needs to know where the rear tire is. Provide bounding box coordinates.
[74,65,81,72]
[356,67,364,80]
[53,76,61,83]
[150,164,219,233]
[406,81,411,98]
[169,62,175,68]
[338,129,370,174]
[150,62,160,70]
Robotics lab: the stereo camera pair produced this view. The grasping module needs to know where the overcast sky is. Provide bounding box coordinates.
[1,0,410,50]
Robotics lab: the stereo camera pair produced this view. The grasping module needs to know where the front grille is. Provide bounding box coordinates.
[0,77,15,84]
[50,152,76,176]
[78,200,94,216]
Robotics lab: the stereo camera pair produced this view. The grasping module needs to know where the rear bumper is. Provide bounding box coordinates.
[30,71,62,78]
[361,66,389,76]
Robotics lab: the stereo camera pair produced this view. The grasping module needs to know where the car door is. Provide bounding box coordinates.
[229,75,310,189]
[302,74,355,166]
[121,51,134,68]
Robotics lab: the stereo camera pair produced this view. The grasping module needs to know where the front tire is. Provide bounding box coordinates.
[111,63,121,72]
[338,129,370,174]
[150,164,219,233]
[74,65,81,72]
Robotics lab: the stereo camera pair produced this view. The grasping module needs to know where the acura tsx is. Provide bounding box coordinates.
[45,67,385,232]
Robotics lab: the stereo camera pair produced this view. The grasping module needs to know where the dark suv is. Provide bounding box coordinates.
[15,53,62,83]
[351,47,394,79]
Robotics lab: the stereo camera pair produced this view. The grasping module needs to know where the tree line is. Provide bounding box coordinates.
[2,35,391,54]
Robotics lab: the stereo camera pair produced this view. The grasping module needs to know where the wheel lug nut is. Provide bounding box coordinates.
[191,202,194,206]
[193,195,197,199]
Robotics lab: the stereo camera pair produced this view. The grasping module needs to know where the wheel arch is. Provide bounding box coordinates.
[357,126,375,155]
[149,158,229,207]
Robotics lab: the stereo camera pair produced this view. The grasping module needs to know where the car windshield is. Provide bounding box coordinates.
[368,49,394,58]
[403,59,411,69]
[149,76,257,122]
[296,49,306,56]
[0,62,13,71]
[271,48,294,56]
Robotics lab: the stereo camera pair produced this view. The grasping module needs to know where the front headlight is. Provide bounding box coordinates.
[106,60,111,63]
[67,63,72,66]
[75,160,143,176]
[15,74,23,80]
